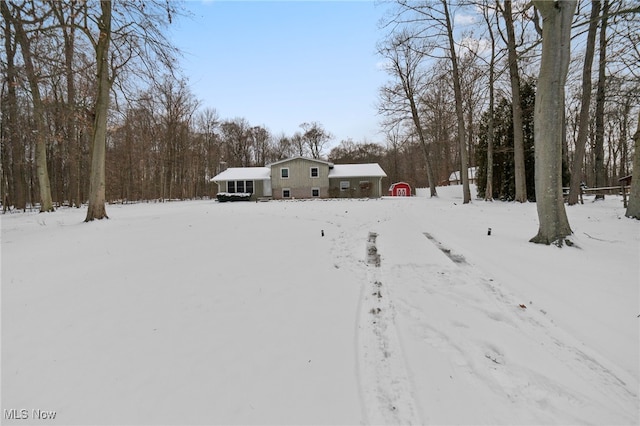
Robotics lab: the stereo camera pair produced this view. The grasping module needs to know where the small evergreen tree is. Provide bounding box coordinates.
[477,80,537,201]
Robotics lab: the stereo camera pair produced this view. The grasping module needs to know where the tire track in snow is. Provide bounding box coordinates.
[355,232,423,425]
[405,230,639,424]
[327,221,375,424]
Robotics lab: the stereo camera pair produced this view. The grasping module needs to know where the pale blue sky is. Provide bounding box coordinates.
[171,0,390,147]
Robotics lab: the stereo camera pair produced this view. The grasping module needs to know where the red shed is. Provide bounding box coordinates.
[389,182,412,196]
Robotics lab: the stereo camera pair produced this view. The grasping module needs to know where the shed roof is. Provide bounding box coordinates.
[211,167,271,182]
[449,167,477,181]
[329,164,387,178]
[389,182,411,190]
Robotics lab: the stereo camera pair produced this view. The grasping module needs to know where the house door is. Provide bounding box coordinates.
[263,179,272,197]
[397,188,406,196]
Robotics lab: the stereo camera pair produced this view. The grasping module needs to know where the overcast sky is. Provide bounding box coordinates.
[171,0,391,147]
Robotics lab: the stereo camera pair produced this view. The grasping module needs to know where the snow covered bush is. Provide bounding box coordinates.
[216,192,252,202]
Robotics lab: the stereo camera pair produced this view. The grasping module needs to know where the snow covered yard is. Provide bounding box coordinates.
[1,186,638,425]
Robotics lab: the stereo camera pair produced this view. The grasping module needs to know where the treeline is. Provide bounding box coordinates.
[1,0,639,217]
[377,0,639,205]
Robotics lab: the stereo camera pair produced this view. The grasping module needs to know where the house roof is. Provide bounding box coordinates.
[267,156,334,168]
[210,160,388,182]
[329,163,387,178]
[211,167,271,182]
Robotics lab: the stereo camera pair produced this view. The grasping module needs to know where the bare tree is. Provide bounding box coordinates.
[0,4,27,210]
[50,0,84,208]
[300,122,332,159]
[378,30,437,196]
[441,0,471,203]
[79,0,181,220]
[500,0,527,203]
[568,0,601,205]
[195,107,221,180]
[82,0,112,220]
[1,0,54,212]
[220,118,253,167]
[592,0,610,198]
[530,0,576,245]
[481,0,497,201]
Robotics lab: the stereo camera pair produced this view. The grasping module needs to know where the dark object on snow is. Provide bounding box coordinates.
[487,227,492,236]
[321,230,324,237]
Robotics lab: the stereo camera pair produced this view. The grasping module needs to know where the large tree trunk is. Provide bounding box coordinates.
[503,0,527,203]
[624,110,640,219]
[2,1,54,212]
[568,0,601,205]
[530,0,576,245]
[85,0,112,221]
[593,0,609,198]
[442,0,470,204]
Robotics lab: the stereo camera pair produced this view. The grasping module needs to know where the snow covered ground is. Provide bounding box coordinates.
[2,185,638,425]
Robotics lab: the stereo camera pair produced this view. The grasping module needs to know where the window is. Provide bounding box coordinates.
[227,180,254,194]
[281,168,289,179]
[282,188,291,198]
[310,167,319,178]
[340,181,350,191]
[312,188,320,197]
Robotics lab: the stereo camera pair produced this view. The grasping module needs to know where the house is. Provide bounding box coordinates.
[449,167,477,185]
[389,182,412,196]
[211,156,387,200]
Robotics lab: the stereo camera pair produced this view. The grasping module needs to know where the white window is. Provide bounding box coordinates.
[281,168,289,179]
[282,188,291,198]
[227,180,254,194]
[340,181,350,191]
[312,188,320,197]
[310,167,319,178]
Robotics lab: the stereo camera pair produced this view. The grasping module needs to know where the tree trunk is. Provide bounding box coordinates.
[503,0,527,203]
[593,0,609,198]
[3,1,54,212]
[624,110,640,219]
[85,0,111,221]
[568,0,601,205]
[57,2,81,207]
[442,0,470,204]
[409,97,437,197]
[530,0,576,245]
[485,5,496,202]
[0,7,26,210]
